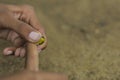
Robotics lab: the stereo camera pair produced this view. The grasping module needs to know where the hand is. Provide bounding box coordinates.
[0,4,47,57]
[1,70,68,80]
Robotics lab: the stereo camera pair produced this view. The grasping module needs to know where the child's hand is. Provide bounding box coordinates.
[0,4,47,57]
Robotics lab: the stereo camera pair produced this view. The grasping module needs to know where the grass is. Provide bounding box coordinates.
[0,0,120,80]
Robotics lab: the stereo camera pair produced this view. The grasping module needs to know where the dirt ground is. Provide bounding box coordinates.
[0,0,120,80]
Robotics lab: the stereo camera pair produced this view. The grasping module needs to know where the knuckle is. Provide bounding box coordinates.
[41,40,47,50]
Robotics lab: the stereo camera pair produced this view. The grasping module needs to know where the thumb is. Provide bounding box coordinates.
[0,12,42,42]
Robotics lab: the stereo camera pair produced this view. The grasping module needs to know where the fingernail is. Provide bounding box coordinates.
[29,31,42,42]
[6,51,13,55]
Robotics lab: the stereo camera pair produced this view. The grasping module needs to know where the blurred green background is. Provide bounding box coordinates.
[0,0,120,80]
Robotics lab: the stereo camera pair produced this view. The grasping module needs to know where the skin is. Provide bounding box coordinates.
[0,4,47,57]
[0,70,68,80]
[0,4,68,80]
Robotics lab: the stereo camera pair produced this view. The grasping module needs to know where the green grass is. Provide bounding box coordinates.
[0,0,120,80]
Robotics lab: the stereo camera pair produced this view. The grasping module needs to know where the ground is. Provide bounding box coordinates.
[0,0,120,80]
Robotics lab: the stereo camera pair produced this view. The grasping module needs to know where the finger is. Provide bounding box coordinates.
[37,35,47,50]
[29,14,47,50]
[37,47,42,53]
[22,8,48,50]
[7,4,45,34]
[29,14,45,33]
[28,10,46,37]
[15,47,26,57]
[19,5,43,32]
[21,7,47,49]
[37,34,47,51]
[14,47,21,57]
[3,46,26,57]
[3,47,16,55]
[23,6,47,45]
[0,29,10,39]
[0,29,25,47]
[20,47,26,57]
[14,47,24,57]
[4,4,40,31]
[0,12,42,42]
